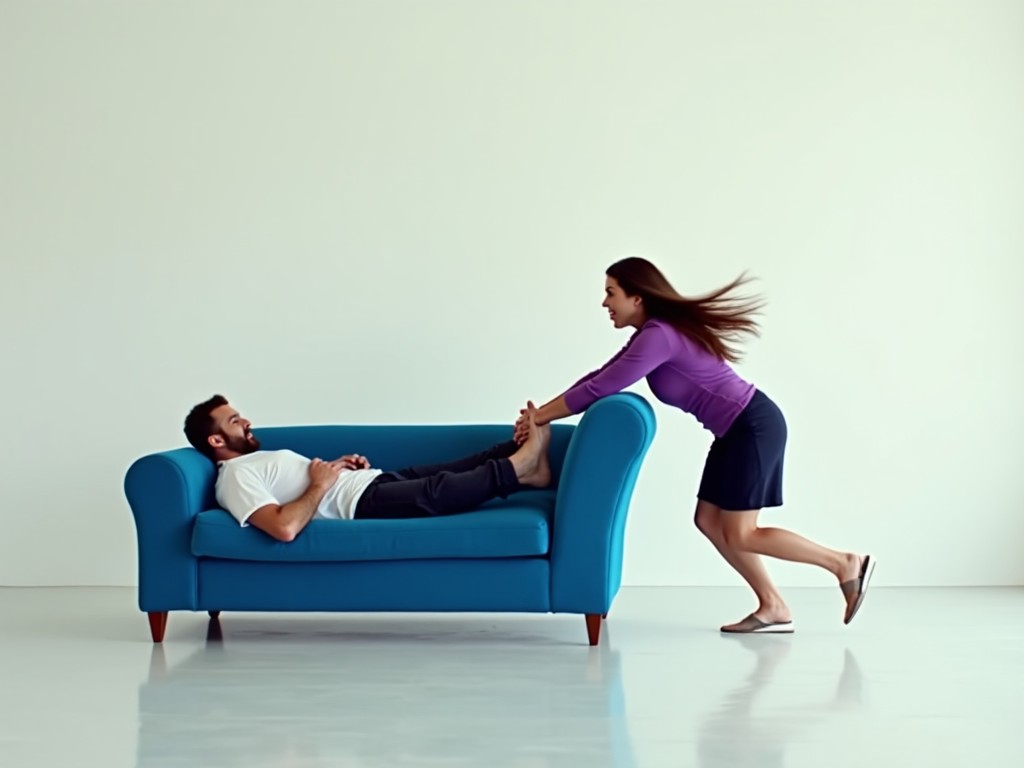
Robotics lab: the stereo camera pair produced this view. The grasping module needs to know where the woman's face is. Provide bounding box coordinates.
[602,276,645,329]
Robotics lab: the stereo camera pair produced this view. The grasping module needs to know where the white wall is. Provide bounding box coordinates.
[2,1,1022,587]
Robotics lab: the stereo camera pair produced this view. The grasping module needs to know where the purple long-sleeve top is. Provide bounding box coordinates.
[562,318,756,437]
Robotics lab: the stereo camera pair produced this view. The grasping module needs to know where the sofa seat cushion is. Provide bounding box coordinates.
[191,496,554,563]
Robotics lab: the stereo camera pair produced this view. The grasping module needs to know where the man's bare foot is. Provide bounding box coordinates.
[530,402,552,483]
[509,409,551,488]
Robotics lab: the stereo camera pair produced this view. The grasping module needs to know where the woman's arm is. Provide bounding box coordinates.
[515,323,674,439]
[561,322,673,413]
[514,395,571,443]
[534,395,573,426]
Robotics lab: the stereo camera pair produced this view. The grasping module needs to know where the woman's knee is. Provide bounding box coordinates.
[721,514,758,550]
[693,502,720,539]
[721,525,745,549]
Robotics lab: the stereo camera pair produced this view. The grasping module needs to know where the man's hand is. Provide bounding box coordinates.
[250,459,343,543]
[308,458,343,490]
[334,453,371,470]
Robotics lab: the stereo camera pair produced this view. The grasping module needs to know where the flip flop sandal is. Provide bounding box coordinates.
[841,555,876,625]
[721,614,795,634]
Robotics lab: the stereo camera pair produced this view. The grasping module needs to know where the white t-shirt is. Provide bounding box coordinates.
[215,450,383,526]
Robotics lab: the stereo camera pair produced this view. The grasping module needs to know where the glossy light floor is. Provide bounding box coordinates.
[0,586,1021,767]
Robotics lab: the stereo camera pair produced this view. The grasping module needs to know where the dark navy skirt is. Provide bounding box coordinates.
[697,389,787,511]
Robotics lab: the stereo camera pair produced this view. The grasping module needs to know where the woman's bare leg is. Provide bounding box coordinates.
[718,510,867,620]
[694,501,791,628]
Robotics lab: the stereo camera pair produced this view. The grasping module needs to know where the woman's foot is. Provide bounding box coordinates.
[721,601,792,633]
[721,613,794,634]
[836,552,865,584]
[838,554,875,624]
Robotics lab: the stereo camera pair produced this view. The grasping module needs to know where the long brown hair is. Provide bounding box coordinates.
[606,257,764,363]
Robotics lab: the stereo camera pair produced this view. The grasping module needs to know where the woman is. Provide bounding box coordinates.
[516,257,874,633]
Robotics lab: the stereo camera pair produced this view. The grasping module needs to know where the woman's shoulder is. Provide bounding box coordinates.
[639,317,682,343]
[640,317,710,356]
[641,317,673,330]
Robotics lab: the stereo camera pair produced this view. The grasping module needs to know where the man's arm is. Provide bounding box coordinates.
[247,459,341,542]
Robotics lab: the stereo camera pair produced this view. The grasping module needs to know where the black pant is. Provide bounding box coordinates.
[353,441,522,519]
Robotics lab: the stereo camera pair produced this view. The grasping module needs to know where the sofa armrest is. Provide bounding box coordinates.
[125,448,216,612]
[549,393,656,614]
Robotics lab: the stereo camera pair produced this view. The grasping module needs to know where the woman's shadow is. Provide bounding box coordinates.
[697,635,865,767]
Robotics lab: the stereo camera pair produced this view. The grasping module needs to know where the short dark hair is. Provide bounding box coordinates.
[184,394,228,460]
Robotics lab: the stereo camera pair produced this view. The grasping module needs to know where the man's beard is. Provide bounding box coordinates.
[222,430,260,455]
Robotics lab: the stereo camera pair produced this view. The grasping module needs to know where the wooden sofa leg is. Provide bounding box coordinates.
[585,614,602,646]
[148,612,168,643]
[208,611,221,618]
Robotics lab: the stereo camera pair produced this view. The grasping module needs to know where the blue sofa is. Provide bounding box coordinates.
[125,393,656,645]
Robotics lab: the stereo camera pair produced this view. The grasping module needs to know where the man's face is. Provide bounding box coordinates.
[209,404,260,456]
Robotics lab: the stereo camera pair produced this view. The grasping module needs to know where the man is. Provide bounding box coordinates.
[183,395,551,542]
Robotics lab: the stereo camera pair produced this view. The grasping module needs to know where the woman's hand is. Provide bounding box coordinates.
[514,401,539,445]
